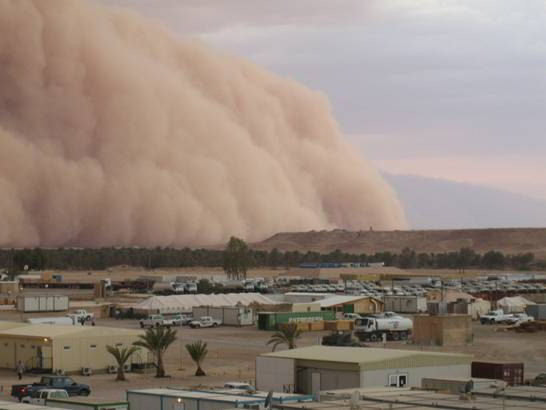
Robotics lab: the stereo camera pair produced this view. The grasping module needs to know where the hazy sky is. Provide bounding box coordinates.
[101,0,546,200]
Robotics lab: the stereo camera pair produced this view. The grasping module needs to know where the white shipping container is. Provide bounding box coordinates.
[16,295,69,313]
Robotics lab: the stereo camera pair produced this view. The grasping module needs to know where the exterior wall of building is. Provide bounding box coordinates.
[51,333,145,373]
[296,367,360,394]
[0,337,51,370]
[256,356,295,393]
[291,303,321,313]
[361,364,471,388]
[383,296,427,313]
[126,394,161,410]
[413,315,473,346]
[352,299,383,314]
[192,306,254,326]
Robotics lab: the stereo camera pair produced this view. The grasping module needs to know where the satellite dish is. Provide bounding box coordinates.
[24,265,29,271]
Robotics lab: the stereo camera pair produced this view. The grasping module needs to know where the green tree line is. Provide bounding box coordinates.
[0,245,539,273]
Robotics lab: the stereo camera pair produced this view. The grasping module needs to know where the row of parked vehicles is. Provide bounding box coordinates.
[479,310,535,325]
[139,314,222,328]
[462,279,546,295]
[12,375,90,403]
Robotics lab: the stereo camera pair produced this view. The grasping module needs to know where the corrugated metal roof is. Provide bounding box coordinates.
[0,323,142,339]
[262,346,472,370]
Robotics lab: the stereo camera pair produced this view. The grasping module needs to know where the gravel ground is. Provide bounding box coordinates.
[0,319,544,402]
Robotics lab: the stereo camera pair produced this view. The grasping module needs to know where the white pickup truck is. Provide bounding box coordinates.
[22,389,69,405]
[67,309,94,324]
[139,314,176,328]
[189,316,222,328]
[480,309,514,325]
[505,313,534,326]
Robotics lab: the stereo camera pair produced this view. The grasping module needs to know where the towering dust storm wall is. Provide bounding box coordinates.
[0,0,406,247]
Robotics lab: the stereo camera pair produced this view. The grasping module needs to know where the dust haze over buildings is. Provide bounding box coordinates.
[0,0,406,248]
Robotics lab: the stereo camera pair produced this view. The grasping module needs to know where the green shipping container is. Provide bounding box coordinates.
[257,311,335,330]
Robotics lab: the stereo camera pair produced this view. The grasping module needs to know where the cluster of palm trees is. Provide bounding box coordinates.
[106,327,209,381]
[106,322,302,382]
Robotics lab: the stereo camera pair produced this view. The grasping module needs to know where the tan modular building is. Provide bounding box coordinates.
[0,321,149,374]
[256,346,472,395]
[413,314,473,346]
[318,296,383,317]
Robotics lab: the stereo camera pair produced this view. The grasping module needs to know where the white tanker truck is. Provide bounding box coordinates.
[354,315,413,342]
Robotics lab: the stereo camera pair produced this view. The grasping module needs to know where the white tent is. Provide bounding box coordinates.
[134,292,277,314]
[496,296,536,313]
[468,298,491,320]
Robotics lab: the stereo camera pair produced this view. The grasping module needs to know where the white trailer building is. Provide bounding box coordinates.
[126,389,265,410]
[192,306,254,326]
[256,346,472,395]
[16,295,69,313]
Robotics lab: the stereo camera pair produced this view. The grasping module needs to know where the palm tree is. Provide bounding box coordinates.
[106,345,139,381]
[133,326,177,377]
[266,323,301,351]
[185,340,208,376]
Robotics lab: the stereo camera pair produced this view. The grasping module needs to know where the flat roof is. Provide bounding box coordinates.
[261,346,472,370]
[0,321,29,331]
[205,389,312,402]
[0,322,142,339]
[127,389,263,404]
[0,400,68,410]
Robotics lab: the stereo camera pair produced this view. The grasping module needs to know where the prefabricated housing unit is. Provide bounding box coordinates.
[0,321,150,374]
[256,345,472,395]
[192,306,254,326]
[126,389,265,410]
[383,296,427,313]
[16,295,69,313]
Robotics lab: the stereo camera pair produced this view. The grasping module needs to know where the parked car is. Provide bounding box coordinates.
[189,316,222,328]
[22,389,69,405]
[139,314,176,328]
[12,376,90,401]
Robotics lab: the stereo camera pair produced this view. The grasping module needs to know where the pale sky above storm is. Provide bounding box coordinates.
[100,0,546,201]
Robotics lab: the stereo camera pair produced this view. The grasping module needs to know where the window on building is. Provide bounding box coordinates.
[116,343,123,347]
[64,346,71,350]
[90,344,97,349]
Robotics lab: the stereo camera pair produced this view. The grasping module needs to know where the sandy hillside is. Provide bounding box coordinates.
[252,228,546,258]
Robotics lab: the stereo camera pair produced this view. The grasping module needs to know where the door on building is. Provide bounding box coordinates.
[388,373,408,387]
[37,346,53,370]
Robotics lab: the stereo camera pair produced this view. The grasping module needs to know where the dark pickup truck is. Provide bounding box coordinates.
[11,375,90,401]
